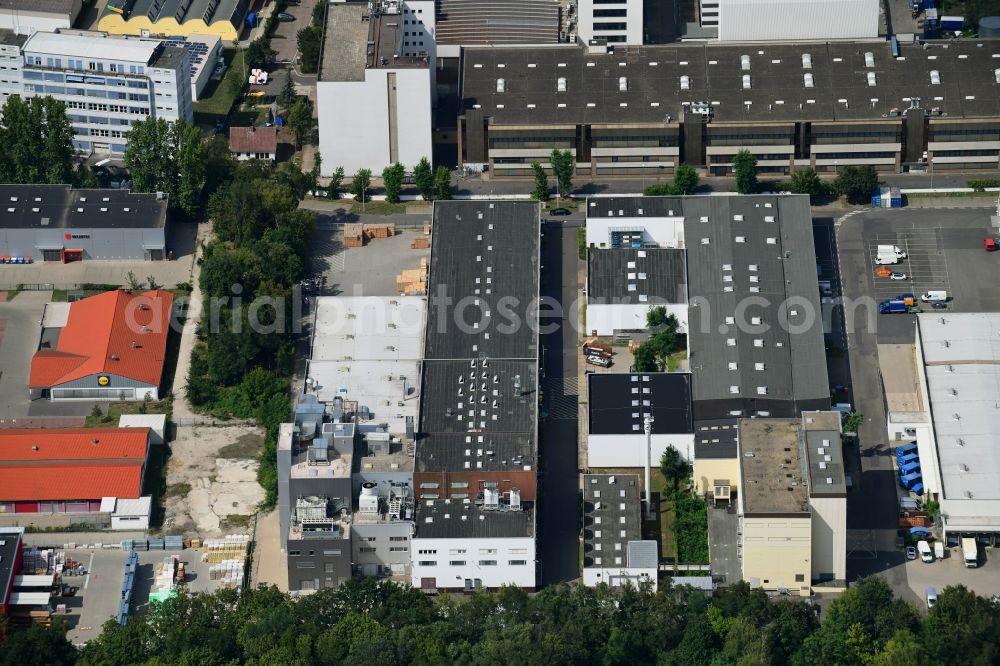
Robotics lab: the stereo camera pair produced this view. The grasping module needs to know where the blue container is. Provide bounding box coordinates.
[900,471,923,490]
[895,442,918,457]
[899,460,921,475]
[897,451,919,465]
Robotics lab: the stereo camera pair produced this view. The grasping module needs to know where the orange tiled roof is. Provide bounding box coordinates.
[0,463,145,501]
[29,290,174,388]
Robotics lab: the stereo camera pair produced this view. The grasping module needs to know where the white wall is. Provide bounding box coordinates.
[317,67,433,175]
[809,496,846,581]
[410,536,535,589]
[717,0,878,41]
[583,565,658,591]
[0,3,81,35]
[587,303,688,336]
[585,214,685,249]
[111,513,150,530]
[588,433,694,468]
[578,0,644,45]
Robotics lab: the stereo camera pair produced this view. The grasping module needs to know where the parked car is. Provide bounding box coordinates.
[985,237,998,251]
[549,207,572,216]
[277,12,296,21]
[905,546,918,560]
[889,272,908,280]
[931,302,947,309]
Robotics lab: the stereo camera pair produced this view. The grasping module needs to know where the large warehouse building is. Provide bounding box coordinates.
[0,185,169,262]
[30,289,174,401]
[459,39,1000,177]
[703,0,879,42]
[0,0,81,34]
[98,0,250,41]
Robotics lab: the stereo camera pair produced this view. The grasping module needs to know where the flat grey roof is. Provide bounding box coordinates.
[424,201,540,361]
[583,474,642,568]
[587,372,693,435]
[0,185,167,230]
[435,0,560,45]
[319,4,428,82]
[694,418,739,460]
[414,498,533,537]
[0,0,78,15]
[588,248,687,306]
[801,411,846,497]
[738,418,809,516]
[462,40,1000,125]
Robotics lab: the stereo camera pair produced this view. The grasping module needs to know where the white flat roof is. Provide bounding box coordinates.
[113,496,152,517]
[919,313,1000,501]
[23,31,158,64]
[9,591,51,607]
[42,302,70,329]
[308,359,420,433]
[312,296,426,362]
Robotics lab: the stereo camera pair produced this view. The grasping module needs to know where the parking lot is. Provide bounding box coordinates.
[61,547,234,646]
[272,0,318,64]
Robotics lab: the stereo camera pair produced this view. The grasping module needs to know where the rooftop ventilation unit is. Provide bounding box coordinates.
[802,53,812,68]
[865,52,875,67]
[618,76,628,91]
[742,75,751,89]
[741,54,750,70]
[930,70,941,85]
[496,78,505,93]
[557,77,566,92]
[680,75,690,90]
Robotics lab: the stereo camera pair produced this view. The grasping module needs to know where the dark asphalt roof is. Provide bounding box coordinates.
[0,528,21,607]
[414,498,533,538]
[583,474,642,569]
[0,185,167,230]
[414,433,533,472]
[424,201,540,361]
[462,40,1000,125]
[693,418,739,459]
[588,248,687,305]
[588,372,693,435]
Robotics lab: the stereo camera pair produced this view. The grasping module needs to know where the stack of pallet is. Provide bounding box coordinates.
[363,223,396,239]
[396,259,428,294]
[411,224,431,249]
[343,223,364,248]
[201,534,250,563]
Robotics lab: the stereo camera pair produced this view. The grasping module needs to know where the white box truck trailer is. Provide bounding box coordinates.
[878,245,907,258]
[962,537,978,568]
[920,291,948,302]
[917,540,934,562]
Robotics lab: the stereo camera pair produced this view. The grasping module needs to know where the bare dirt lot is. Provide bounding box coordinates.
[164,426,265,536]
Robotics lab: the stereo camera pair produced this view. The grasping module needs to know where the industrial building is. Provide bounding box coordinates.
[0,427,153,529]
[30,289,174,401]
[0,0,81,34]
[577,0,644,45]
[98,0,250,41]
[0,526,24,618]
[586,248,687,337]
[885,314,1000,540]
[0,185,169,262]
[700,0,879,42]
[316,1,433,174]
[581,474,659,590]
[3,30,194,154]
[410,200,540,592]
[434,0,560,56]
[587,372,694,468]
[459,39,1000,177]
[735,412,846,594]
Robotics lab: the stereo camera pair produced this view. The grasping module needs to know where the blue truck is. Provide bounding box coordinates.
[879,299,908,314]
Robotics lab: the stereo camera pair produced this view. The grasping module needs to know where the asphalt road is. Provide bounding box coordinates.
[538,220,584,585]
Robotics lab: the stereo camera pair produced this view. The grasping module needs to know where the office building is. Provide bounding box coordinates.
[30,290,174,401]
[316,1,433,174]
[736,412,846,594]
[587,372,694,468]
[701,0,879,41]
[0,0,81,34]
[16,30,192,154]
[578,0,643,45]
[99,0,250,41]
[410,200,540,592]
[459,40,1000,177]
[0,184,169,262]
[582,474,658,590]
[586,247,687,336]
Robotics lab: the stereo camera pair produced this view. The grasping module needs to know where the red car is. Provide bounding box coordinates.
[986,238,998,251]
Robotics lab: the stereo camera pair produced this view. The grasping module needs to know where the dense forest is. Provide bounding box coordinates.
[2,576,999,665]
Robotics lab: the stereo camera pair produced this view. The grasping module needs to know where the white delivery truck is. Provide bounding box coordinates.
[934,541,945,560]
[878,244,907,259]
[917,540,934,562]
[920,290,948,303]
[962,537,978,568]
[875,253,901,265]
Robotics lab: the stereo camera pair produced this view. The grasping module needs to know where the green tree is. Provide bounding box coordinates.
[834,165,880,205]
[0,622,77,666]
[382,162,405,204]
[530,161,549,201]
[0,96,76,185]
[297,26,323,74]
[351,168,372,205]
[124,117,206,219]
[733,149,758,194]
[659,445,692,495]
[633,343,658,372]
[329,166,345,199]
[312,0,328,25]
[842,411,864,435]
[245,38,276,69]
[672,164,700,195]
[549,149,573,198]
[73,162,100,188]
[644,182,677,196]
[413,157,434,200]
[433,166,452,200]
[789,167,824,199]
[286,97,315,149]
[278,73,297,109]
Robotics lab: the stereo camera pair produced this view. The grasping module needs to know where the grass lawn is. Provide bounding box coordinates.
[666,349,687,372]
[350,201,407,215]
[193,49,246,126]
[86,398,173,426]
[649,469,677,561]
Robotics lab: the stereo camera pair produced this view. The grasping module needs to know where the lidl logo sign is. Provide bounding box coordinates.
[98,375,110,386]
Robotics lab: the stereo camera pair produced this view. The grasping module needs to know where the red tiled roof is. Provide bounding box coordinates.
[0,463,144,501]
[229,126,277,154]
[29,290,174,388]
[0,427,150,501]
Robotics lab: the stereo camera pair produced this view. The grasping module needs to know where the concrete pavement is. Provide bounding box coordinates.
[0,291,49,418]
[170,223,212,420]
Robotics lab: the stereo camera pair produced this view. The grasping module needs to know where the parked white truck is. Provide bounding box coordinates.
[962,537,978,568]
[875,245,907,265]
[917,540,934,563]
[920,290,948,303]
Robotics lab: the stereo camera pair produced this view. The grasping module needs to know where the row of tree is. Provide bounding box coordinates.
[729,149,881,204]
[0,95,93,187]
[348,159,453,204]
[5,575,999,665]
